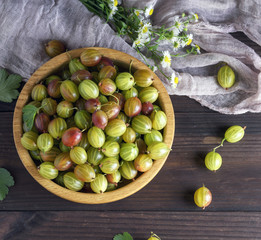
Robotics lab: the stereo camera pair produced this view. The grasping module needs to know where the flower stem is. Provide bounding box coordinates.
[135,47,149,65]
[155,64,169,79]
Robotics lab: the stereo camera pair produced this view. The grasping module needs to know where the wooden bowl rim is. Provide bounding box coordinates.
[13,47,175,204]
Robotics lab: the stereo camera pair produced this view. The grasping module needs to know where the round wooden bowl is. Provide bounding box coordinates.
[13,47,175,204]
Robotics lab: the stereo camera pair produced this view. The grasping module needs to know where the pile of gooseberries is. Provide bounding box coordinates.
[21,48,171,194]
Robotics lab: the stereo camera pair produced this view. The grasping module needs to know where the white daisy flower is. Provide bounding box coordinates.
[108,0,118,9]
[172,27,180,36]
[180,39,187,48]
[108,0,118,19]
[170,33,179,43]
[145,5,154,17]
[194,44,201,54]
[139,22,152,36]
[186,34,193,45]
[132,36,147,48]
[108,7,118,19]
[191,12,199,22]
[170,72,179,88]
[134,9,144,17]
[161,51,172,68]
[173,16,184,32]
[173,40,181,52]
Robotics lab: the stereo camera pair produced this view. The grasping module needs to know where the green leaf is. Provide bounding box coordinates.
[123,232,133,240]
[113,234,124,240]
[113,232,133,240]
[99,3,104,11]
[22,104,39,131]
[0,68,22,103]
[0,168,15,201]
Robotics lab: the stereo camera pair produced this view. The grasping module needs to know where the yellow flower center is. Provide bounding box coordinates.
[164,56,171,64]
[196,44,200,50]
[149,8,154,15]
[143,26,148,33]
[195,13,198,20]
[114,0,118,6]
[174,77,179,84]
[187,39,192,45]
[136,11,140,16]
[135,40,141,45]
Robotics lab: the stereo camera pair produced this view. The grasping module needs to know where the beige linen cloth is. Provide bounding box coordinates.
[0,0,261,114]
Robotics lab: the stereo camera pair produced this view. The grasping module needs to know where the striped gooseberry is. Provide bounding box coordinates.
[224,125,245,143]
[80,49,102,67]
[74,164,96,182]
[120,143,139,161]
[90,174,108,193]
[205,151,222,171]
[99,157,120,174]
[87,126,106,148]
[62,127,82,147]
[194,185,212,209]
[115,72,135,90]
[217,65,235,89]
[37,133,54,152]
[63,172,84,191]
[60,80,79,103]
[38,162,58,180]
[119,161,138,180]
[21,131,39,151]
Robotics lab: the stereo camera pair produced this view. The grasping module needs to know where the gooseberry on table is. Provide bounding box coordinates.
[45,40,65,58]
[224,125,245,143]
[194,185,212,209]
[205,151,222,172]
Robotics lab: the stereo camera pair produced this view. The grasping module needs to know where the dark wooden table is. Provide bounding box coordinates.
[1,32,261,240]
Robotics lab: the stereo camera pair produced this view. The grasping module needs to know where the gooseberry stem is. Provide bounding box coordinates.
[37,104,46,114]
[150,232,161,240]
[129,59,133,74]
[107,94,120,105]
[81,127,87,133]
[212,138,226,152]
[100,102,112,108]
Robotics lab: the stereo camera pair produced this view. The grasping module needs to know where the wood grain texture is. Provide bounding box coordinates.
[1,211,261,240]
[12,47,175,204]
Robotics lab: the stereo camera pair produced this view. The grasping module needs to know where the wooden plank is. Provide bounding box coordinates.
[2,110,261,211]
[1,211,261,240]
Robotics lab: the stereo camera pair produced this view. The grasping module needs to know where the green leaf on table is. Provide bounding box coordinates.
[22,104,39,131]
[0,68,22,103]
[0,168,15,201]
[113,232,133,240]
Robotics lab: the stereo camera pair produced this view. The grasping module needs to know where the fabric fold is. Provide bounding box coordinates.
[0,0,260,114]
